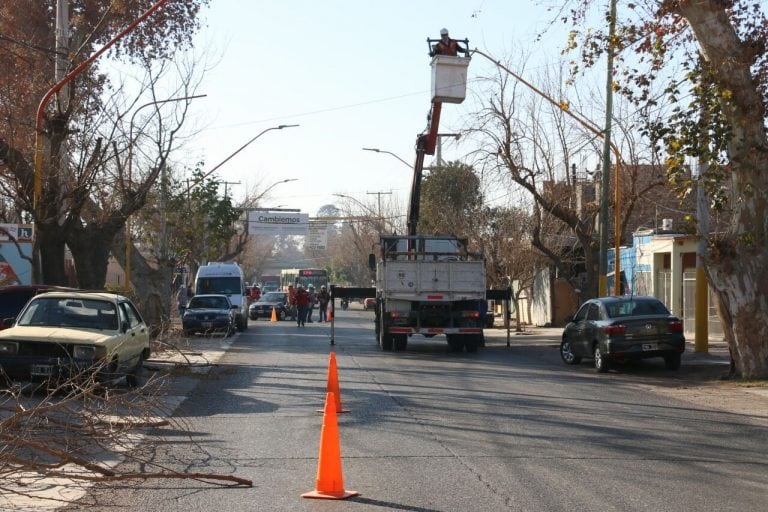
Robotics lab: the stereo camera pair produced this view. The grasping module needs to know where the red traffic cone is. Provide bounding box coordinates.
[318,352,348,413]
[327,304,333,322]
[302,392,359,500]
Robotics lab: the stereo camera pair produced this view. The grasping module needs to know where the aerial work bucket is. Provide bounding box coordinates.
[430,55,470,104]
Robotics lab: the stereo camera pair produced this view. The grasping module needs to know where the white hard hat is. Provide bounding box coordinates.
[440,28,449,35]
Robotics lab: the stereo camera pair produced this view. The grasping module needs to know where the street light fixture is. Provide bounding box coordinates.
[362,147,412,169]
[197,125,300,185]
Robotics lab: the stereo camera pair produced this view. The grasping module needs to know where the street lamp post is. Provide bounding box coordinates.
[125,94,206,289]
[191,125,300,188]
[362,147,412,169]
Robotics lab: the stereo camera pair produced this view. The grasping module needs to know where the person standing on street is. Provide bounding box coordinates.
[292,284,310,327]
[306,284,317,323]
[317,285,330,322]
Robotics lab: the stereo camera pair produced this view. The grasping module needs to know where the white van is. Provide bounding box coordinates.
[194,262,248,331]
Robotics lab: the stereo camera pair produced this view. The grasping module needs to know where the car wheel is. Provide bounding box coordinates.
[664,353,681,370]
[125,354,145,388]
[560,339,582,365]
[594,344,609,373]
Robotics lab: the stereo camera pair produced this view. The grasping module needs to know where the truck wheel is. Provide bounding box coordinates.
[446,334,464,352]
[379,328,394,351]
[464,335,481,353]
[394,334,408,351]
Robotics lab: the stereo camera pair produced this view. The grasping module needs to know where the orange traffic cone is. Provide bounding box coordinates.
[270,307,277,322]
[302,392,359,500]
[327,304,333,322]
[318,352,348,413]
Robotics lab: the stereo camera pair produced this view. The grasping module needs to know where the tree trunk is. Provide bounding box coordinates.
[111,228,173,337]
[68,224,119,290]
[676,2,768,378]
[37,223,69,285]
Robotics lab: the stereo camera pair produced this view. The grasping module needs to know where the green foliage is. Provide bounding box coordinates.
[419,162,484,238]
[153,164,243,266]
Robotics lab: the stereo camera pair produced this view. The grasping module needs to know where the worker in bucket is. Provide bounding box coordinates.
[431,28,466,57]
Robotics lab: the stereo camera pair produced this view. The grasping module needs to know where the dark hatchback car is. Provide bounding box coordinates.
[182,294,236,336]
[0,285,73,330]
[249,291,290,320]
[560,296,685,373]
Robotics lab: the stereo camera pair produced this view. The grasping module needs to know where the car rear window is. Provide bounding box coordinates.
[606,299,669,318]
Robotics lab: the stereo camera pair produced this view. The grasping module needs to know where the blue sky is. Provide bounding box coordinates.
[184,1,578,216]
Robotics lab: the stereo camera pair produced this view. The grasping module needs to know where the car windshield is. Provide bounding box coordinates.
[606,299,670,318]
[189,296,229,309]
[17,297,119,330]
[196,277,241,295]
[261,292,286,302]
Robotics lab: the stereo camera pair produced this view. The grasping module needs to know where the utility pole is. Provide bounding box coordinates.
[367,190,391,233]
[598,0,617,297]
[55,0,70,111]
[222,180,241,200]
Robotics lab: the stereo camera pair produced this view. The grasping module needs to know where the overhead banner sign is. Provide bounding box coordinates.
[248,210,309,236]
[308,221,328,250]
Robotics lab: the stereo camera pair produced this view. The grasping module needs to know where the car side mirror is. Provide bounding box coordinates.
[2,317,15,328]
[564,315,574,324]
[231,304,239,309]
[122,320,130,332]
[368,254,376,270]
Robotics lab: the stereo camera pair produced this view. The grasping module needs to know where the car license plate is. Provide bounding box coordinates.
[202,322,212,328]
[642,343,658,351]
[30,364,54,377]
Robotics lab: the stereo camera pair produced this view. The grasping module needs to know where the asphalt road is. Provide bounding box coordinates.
[61,307,768,512]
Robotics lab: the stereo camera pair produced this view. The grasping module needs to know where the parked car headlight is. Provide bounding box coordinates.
[0,341,18,355]
[73,345,104,359]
